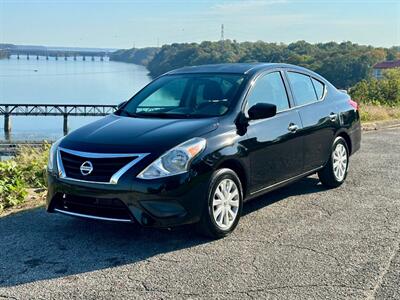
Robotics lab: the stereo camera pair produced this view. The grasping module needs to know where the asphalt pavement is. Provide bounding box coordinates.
[0,127,399,299]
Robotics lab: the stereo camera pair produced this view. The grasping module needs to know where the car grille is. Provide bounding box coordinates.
[53,193,133,221]
[59,150,138,183]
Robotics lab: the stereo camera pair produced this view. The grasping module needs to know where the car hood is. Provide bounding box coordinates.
[60,114,219,154]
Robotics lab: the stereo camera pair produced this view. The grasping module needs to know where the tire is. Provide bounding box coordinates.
[196,168,243,239]
[318,136,349,188]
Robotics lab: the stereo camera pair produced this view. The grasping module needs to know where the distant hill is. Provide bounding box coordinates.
[109,47,159,66]
[46,46,118,53]
[0,44,18,50]
[145,40,399,88]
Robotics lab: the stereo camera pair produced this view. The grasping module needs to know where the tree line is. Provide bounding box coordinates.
[110,40,399,89]
[110,47,159,66]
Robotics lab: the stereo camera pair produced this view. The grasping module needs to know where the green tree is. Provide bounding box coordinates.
[113,40,399,88]
[350,69,400,105]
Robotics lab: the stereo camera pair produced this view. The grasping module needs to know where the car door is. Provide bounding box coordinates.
[285,71,337,170]
[242,70,304,194]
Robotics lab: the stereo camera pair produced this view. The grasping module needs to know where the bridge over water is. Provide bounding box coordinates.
[11,54,110,61]
[2,47,113,61]
[0,104,118,139]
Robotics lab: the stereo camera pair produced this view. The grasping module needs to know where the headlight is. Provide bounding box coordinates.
[47,137,63,172]
[137,137,206,179]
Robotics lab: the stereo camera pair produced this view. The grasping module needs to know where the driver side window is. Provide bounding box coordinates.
[247,72,290,113]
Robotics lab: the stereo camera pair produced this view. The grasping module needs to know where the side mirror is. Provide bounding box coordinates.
[117,101,127,109]
[248,103,277,120]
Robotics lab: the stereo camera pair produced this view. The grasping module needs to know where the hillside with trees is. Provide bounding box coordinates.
[112,40,399,89]
[148,40,399,88]
[109,47,159,66]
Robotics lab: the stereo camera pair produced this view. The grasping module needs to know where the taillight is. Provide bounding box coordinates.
[349,99,358,110]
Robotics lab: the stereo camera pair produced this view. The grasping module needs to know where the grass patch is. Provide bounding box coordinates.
[0,144,49,213]
[360,104,400,122]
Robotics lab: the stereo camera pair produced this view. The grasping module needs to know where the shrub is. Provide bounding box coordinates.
[14,144,50,188]
[350,69,400,106]
[0,144,50,213]
[0,160,28,212]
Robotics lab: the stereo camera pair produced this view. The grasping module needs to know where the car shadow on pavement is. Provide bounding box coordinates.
[243,177,326,216]
[0,176,325,288]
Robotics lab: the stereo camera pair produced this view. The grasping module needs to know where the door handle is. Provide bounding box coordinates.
[288,123,299,133]
[329,112,338,121]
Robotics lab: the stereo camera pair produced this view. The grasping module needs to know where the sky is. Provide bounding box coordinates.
[0,0,399,49]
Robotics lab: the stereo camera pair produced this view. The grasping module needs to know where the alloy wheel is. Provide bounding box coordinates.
[212,179,240,230]
[332,143,348,181]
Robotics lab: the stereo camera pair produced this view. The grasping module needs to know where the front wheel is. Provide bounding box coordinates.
[196,168,243,239]
[318,136,349,188]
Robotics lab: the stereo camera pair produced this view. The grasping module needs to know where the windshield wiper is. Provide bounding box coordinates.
[133,112,195,119]
[120,110,141,118]
[120,110,210,119]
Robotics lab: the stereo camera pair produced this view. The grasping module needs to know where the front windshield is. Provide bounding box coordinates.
[119,73,246,118]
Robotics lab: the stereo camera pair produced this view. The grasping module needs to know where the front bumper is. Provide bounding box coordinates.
[46,170,211,228]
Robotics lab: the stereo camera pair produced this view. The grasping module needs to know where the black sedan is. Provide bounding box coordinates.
[46,63,361,238]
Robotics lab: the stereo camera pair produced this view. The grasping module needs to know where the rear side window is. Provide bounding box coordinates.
[312,78,325,99]
[247,72,290,112]
[287,72,317,106]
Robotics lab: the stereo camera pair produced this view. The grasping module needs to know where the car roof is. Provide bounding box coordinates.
[166,63,312,77]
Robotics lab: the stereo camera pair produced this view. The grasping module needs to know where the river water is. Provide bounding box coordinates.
[0,56,151,141]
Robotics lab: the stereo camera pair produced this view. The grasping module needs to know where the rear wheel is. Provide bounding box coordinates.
[196,168,243,239]
[318,136,349,188]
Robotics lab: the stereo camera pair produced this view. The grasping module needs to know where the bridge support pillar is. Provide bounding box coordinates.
[63,115,68,136]
[4,114,11,140]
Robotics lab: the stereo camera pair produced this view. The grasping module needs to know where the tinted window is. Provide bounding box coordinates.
[137,78,188,110]
[287,72,318,106]
[247,72,289,112]
[121,74,245,118]
[312,78,325,99]
[193,77,240,107]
